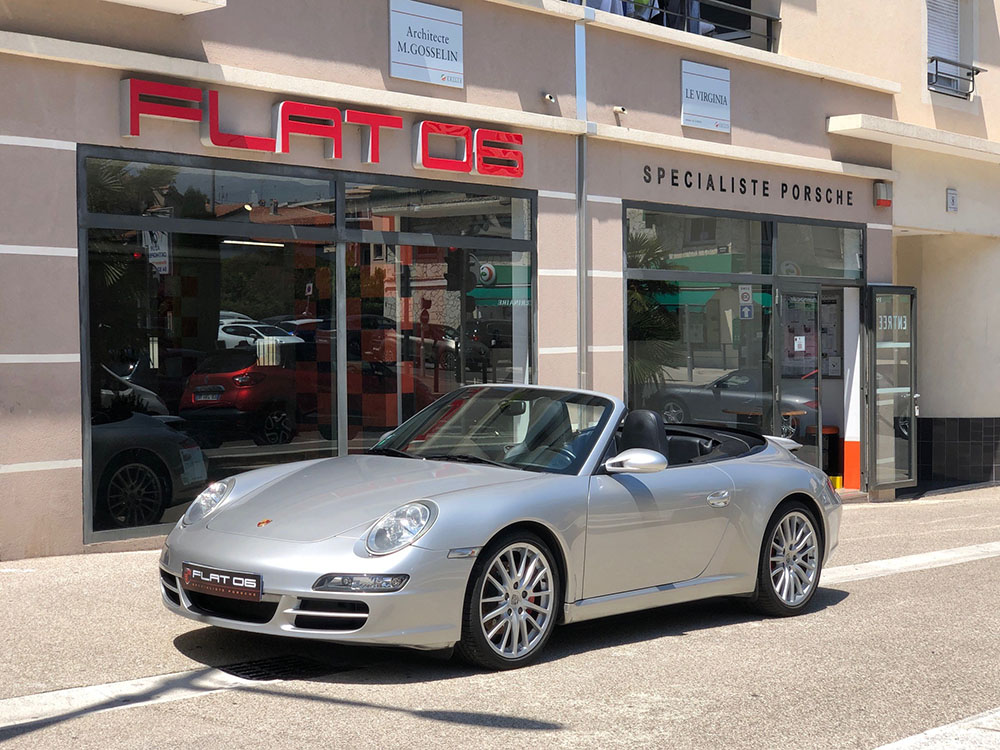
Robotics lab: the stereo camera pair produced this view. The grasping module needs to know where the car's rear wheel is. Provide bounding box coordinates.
[750,501,822,616]
[99,453,169,528]
[458,531,560,670]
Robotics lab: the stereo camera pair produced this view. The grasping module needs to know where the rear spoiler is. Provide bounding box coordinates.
[767,436,802,452]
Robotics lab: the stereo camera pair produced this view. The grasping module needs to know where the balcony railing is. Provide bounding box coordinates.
[566,0,780,52]
[927,56,986,99]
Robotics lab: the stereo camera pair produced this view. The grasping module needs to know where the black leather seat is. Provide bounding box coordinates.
[620,409,671,457]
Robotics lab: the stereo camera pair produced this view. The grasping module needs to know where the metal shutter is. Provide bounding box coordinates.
[927,0,959,60]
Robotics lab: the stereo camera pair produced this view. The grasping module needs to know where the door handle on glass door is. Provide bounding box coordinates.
[707,490,730,508]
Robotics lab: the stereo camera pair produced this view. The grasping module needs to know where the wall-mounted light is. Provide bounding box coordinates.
[542,92,556,103]
[243,203,253,211]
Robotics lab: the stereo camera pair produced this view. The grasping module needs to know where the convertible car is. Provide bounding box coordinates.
[159,384,840,670]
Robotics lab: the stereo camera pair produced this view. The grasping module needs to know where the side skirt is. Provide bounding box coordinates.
[561,574,754,624]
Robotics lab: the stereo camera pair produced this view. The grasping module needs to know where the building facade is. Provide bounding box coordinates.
[0,0,983,560]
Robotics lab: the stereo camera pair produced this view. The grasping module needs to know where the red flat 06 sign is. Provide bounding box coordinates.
[121,78,524,179]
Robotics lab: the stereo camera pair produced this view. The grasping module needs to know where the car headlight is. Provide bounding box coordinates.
[365,501,435,556]
[182,479,235,526]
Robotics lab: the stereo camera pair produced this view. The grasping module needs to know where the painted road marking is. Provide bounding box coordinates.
[0,669,254,730]
[875,705,1000,748]
[824,541,1000,585]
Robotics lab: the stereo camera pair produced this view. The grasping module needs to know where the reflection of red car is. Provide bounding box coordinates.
[179,350,300,447]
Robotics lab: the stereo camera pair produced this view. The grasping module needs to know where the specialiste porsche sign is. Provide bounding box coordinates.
[120,78,524,178]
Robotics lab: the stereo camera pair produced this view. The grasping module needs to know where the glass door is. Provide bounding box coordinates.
[777,288,821,468]
[867,287,917,489]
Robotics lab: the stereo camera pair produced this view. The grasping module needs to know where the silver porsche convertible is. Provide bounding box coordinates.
[159,384,841,670]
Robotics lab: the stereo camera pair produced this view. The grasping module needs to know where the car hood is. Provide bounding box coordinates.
[205,454,537,542]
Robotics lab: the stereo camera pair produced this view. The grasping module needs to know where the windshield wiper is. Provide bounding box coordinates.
[423,453,510,469]
[366,446,416,459]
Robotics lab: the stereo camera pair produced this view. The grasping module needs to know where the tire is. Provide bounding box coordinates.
[749,501,823,617]
[457,531,561,670]
[440,350,457,371]
[318,423,334,441]
[97,453,170,528]
[253,407,295,446]
[661,399,687,424]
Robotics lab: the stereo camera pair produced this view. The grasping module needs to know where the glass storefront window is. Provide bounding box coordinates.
[346,183,531,240]
[86,158,336,226]
[776,222,862,279]
[625,208,769,274]
[82,152,536,535]
[626,279,774,436]
[87,227,338,531]
[345,243,533,452]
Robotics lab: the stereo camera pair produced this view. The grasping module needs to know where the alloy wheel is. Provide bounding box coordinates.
[106,462,164,527]
[261,410,293,444]
[661,401,685,424]
[768,510,819,607]
[479,542,555,660]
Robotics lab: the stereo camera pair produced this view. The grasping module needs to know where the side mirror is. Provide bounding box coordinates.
[604,448,667,474]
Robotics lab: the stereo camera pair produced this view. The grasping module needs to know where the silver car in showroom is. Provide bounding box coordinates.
[160,384,840,670]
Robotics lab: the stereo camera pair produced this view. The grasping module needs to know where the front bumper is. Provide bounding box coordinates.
[159,528,473,650]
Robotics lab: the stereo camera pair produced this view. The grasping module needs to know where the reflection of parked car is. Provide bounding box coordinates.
[92,412,206,529]
[106,349,206,415]
[98,364,169,416]
[219,311,257,323]
[651,368,817,438]
[179,350,300,447]
[217,323,304,349]
[469,319,514,350]
[275,318,330,343]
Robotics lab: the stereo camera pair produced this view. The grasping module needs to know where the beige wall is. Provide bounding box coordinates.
[779,0,1000,139]
[586,26,893,167]
[0,0,579,121]
[893,147,1000,236]
[895,232,1000,417]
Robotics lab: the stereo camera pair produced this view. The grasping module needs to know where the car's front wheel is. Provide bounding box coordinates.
[750,501,822,616]
[458,531,560,670]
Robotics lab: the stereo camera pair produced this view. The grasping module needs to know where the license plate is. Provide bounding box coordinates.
[195,393,221,402]
[181,563,262,602]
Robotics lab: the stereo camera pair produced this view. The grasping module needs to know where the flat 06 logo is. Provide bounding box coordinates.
[181,563,262,602]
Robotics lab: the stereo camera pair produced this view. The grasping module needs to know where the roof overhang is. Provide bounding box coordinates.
[828,114,1000,164]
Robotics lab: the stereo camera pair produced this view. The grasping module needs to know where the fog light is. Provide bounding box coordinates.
[312,573,409,592]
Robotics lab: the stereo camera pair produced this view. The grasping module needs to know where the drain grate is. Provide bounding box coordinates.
[217,655,357,682]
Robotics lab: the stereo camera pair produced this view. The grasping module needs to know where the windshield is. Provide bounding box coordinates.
[375,386,615,474]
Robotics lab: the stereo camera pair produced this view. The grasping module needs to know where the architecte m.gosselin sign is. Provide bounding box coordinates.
[390,0,464,89]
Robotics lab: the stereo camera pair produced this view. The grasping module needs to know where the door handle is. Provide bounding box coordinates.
[707,490,731,508]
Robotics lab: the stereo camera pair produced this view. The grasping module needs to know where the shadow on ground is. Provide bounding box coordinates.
[170,587,851,682]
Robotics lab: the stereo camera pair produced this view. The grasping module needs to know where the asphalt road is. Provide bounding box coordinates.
[2,487,999,749]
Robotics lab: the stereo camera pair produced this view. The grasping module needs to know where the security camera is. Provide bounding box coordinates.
[613,105,627,115]
[543,92,556,103]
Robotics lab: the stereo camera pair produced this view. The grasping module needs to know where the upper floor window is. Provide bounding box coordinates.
[927,0,984,99]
